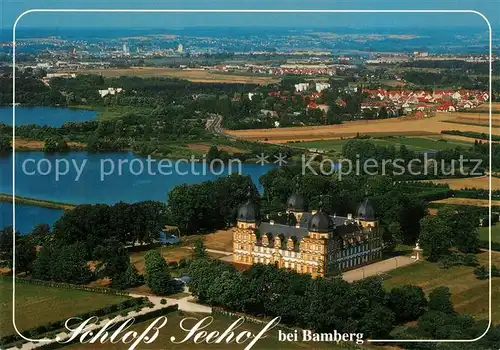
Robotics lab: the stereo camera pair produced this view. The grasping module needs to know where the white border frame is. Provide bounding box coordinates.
[11,8,492,345]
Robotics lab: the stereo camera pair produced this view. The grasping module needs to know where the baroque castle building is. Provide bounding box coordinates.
[232,190,382,278]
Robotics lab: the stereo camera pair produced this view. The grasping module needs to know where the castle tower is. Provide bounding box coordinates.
[286,180,306,222]
[302,200,335,277]
[357,198,377,228]
[233,187,259,265]
[236,187,259,229]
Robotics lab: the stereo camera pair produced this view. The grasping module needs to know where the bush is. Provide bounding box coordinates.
[440,252,479,269]
[474,265,489,280]
[178,259,187,268]
[160,299,167,305]
[119,311,128,317]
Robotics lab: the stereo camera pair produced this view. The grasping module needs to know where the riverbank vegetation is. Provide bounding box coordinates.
[0,194,75,210]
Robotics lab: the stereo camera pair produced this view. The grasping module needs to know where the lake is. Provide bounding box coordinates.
[0,202,63,234]
[0,107,97,127]
[0,152,275,233]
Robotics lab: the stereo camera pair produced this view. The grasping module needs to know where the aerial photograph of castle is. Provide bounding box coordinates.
[0,1,499,349]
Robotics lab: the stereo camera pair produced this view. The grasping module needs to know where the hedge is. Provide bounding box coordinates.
[441,130,500,142]
[9,277,130,296]
[453,189,500,200]
[0,297,149,348]
[416,188,453,201]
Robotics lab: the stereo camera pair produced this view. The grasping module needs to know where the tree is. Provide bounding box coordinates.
[93,239,131,280]
[419,215,453,261]
[342,139,378,165]
[428,287,454,314]
[206,145,220,163]
[34,242,92,284]
[43,136,69,153]
[387,285,428,323]
[360,305,395,338]
[53,204,113,256]
[167,176,258,234]
[0,136,11,153]
[440,208,479,254]
[29,223,51,245]
[52,243,93,284]
[144,250,173,295]
[11,242,36,274]
[193,238,207,259]
[129,201,168,244]
[111,263,144,290]
[32,244,54,281]
[0,226,16,261]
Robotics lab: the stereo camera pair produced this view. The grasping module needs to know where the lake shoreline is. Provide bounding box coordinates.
[0,194,75,210]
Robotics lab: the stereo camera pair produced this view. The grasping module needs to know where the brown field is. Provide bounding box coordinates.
[442,111,500,128]
[431,197,500,207]
[179,229,234,252]
[472,102,500,112]
[67,67,278,85]
[226,112,492,143]
[441,111,500,121]
[202,229,234,252]
[425,176,500,190]
[444,117,498,127]
[13,138,85,150]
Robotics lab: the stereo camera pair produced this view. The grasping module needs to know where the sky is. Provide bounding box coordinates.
[0,0,498,31]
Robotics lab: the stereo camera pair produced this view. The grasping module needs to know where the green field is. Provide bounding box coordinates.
[69,311,362,350]
[0,279,130,336]
[290,136,472,153]
[480,223,500,243]
[383,251,500,323]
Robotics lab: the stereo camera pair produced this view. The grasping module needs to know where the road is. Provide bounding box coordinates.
[342,256,417,282]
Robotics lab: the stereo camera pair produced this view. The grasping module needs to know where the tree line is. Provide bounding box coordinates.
[187,257,500,347]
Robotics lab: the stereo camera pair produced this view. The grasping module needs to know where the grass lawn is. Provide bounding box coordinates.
[383,251,500,323]
[290,136,472,153]
[68,310,364,350]
[0,279,130,336]
[480,223,500,243]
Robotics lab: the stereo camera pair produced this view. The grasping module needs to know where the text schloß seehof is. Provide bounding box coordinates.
[58,315,364,349]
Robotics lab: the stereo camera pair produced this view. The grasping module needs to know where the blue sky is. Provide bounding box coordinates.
[0,0,498,30]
